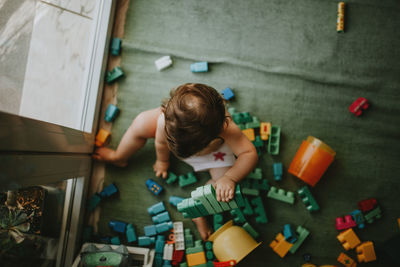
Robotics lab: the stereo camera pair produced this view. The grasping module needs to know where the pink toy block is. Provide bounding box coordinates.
[336,215,357,230]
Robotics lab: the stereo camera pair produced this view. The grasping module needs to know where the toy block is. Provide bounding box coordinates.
[231,113,243,124]
[110,38,122,56]
[297,186,320,212]
[289,226,310,254]
[166,172,178,184]
[206,250,214,261]
[242,128,255,141]
[213,213,224,231]
[169,196,185,207]
[242,197,254,215]
[95,128,111,147]
[163,260,172,267]
[273,163,283,181]
[190,62,208,73]
[364,206,382,224]
[106,66,124,84]
[237,124,246,130]
[184,198,204,218]
[267,186,295,204]
[260,122,271,140]
[173,222,185,250]
[252,179,269,191]
[243,222,259,239]
[172,250,185,265]
[100,183,118,198]
[192,186,216,214]
[247,168,262,179]
[267,125,280,155]
[357,198,377,212]
[144,225,157,236]
[104,104,120,122]
[125,223,137,243]
[356,241,376,263]
[186,251,207,266]
[241,112,252,123]
[234,185,245,207]
[203,184,223,213]
[219,198,232,211]
[186,240,204,254]
[194,199,209,216]
[155,55,173,71]
[155,254,163,267]
[146,179,163,195]
[252,136,264,148]
[109,220,127,233]
[283,224,298,243]
[336,215,356,230]
[179,172,197,187]
[156,222,174,234]
[227,199,238,209]
[270,233,293,258]
[230,208,246,224]
[138,236,156,246]
[155,235,166,254]
[246,116,261,129]
[180,263,188,267]
[303,253,312,262]
[337,252,357,267]
[88,193,102,211]
[205,241,213,251]
[221,87,234,100]
[178,199,193,218]
[185,229,194,248]
[251,196,268,223]
[213,260,237,267]
[153,211,171,224]
[349,97,369,116]
[148,202,166,215]
[242,188,259,196]
[110,236,121,245]
[163,244,174,260]
[337,228,361,250]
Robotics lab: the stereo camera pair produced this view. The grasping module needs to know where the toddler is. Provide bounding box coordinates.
[93,83,258,240]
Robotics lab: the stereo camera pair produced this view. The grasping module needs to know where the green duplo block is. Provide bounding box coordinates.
[243,222,259,239]
[364,206,382,223]
[213,214,223,231]
[206,250,214,260]
[267,186,294,204]
[252,136,264,148]
[203,184,223,213]
[242,188,260,196]
[192,187,215,214]
[179,172,197,187]
[207,262,214,267]
[245,116,261,129]
[194,199,209,216]
[267,125,281,155]
[178,199,196,218]
[166,172,178,184]
[241,112,252,123]
[250,196,268,223]
[247,168,263,179]
[297,185,320,212]
[187,198,203,218]
[289,226,310,254]
[234,185,245,207]
[106,66,124,84]
[242,197,254,215]
[180,262,188,267]
[227,199,238,209]
[238,124,246,130]
[186,243,204,254]
[230,208,246,224]
[218,197,231,211]
[252,179,269,191]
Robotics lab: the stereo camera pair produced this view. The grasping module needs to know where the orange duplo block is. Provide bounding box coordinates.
[270,233,293,258]
[337,252,357,267]
[186,251,206,266]
[397,218,400,229]
[95,128,111,147]
[337,229,361,250]
[260,122,271,140]
[242,128,255,141]
[356,241,376,263]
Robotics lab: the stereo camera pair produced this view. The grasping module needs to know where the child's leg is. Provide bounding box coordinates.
[93,108,161,166]
[192,166,231,241]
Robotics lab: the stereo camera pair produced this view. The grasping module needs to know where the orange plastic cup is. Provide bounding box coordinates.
[288,136,336,187]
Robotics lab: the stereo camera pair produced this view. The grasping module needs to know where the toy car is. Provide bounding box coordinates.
[349,97,369,116]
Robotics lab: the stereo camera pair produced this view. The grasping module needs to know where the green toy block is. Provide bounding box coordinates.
[364,206,382,223]
[218,197,231,211]
[252,179,269,191]
[106,66,124,84]
[227,199,238,209]
[194,199,209,217]
[186,244,204,254]
[245,116,261,129]
[242,188,260,196]
[207,262,214,267]
[267,186,295,204]
[187,198,204,218]
[203,184,223,213]
[243,222,259,239]
[297,185,320,212]
[110,236,121,245]
[247,168,262,179]
[231,113,243,124]
[110,37,122,56]
[238,124,246,130]
[205,241,213,251]
[166,172,178,184]
[179,172,197,187]
[252,136,264,148]
[289,226,310,254]
[180,263,188,267]
[267,125,281,155]
[234,185,245,207]
[178,199,197,218]
[242,197,254,215]
[250,196,268,224]
[213,214,224,231]
[192,187,215,214]
[206,250,214,261]
[241,112,252,123]
[230,208,246,224]
[185,229,194,248]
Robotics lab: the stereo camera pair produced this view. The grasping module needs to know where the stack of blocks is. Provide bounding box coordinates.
[186,240,206,267]
[270,224,310,257]
[205,241,215,265]
[173,222,185,250]
[154,235,165,267]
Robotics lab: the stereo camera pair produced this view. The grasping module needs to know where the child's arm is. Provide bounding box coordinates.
[153,113,170,178]
[215,118,258,201]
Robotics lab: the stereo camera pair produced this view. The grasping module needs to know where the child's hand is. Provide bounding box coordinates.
[214,175,235,202]
[153,159,169,179]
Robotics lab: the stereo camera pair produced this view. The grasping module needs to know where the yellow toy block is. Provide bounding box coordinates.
[337,228,361,250]
[397,218,400,229]
[302,264,317,267]
[337,252,357,267]
[186,251,206,266]
[95,128,111,147]
[260,122,271,140]
[356,241,376,263]
[270,233,293,258]
[242,128,255,141]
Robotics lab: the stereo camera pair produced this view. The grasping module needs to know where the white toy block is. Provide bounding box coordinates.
[155,56,173,71]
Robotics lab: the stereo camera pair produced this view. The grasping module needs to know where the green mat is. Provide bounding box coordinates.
[98,0,400,266]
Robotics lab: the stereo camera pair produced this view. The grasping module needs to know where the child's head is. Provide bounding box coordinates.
[163,83,227,158]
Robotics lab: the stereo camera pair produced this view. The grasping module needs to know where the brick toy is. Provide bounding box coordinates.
[273,162,283,181]
[350,209,365,229]
[349,97,369,116]
[169,196,185,207]
[337,228,361,250]
[88,193,102,211]
[148,201,166,215]
[146,179,163,195]
[242,197,254,215]
[179,172,197,187]
[166,172,178,184]
[144,225,157,236]
[357,198,377,212]
[95,128,111,147]
[156,222,174,233]
[289,226,310,254]
[267,125,281,155]
[260,122,271,140]
[126,224,137,243]
[356,241,376,263]
[270,233,293,258]
[163,244,174,260]
[243,222,259,239]
[104,104,120,122]
[251,196,268,223]
[242,128,255,141]
[155,56,173,71]
[336,215,357,231]
[245,116,261,129]
[109,220,127,233]
[247,168,263,179]
[230,208,246,224]
[283,224,297,243]
[110,236,121,245]
[213,213,224,231]
[337,252,357,267]
[364,206,382,224]
[100,183,118,198]
[185,229,194,248]
[190,62,208,73]
[106,66,124,84]
[152,211,171,224]
[221,87,235,100]
[186,251,206,266]
[267,186,295,204]
[138,236,156,246]
[110,38,122,56]
[173,222,185,250]
[297,185,320,212]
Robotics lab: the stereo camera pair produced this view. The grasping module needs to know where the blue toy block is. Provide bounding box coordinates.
[152,211,171,224]
[155,235,165,254]
[144,225,157,236]
[126,224,137,242]
[110,236,121,245]
[146,179,163,195]
[104,104,120,122]
[110,37,122,56]
[179,172,197,187]
[190,62,208,72]
[169,196,185,207]
[221,87,234,100]
[100,183,118,198]
[100,236,111,244]
[88,193,101,212]
[283,224,298,243]
[156,221,173,233]
[138,236,156,246]
[273,163,283,181]
[109,220,127,233]
[350,209,365,229]
[148,201,166,215]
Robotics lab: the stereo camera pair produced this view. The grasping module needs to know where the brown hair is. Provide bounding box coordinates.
[162,83,227,158]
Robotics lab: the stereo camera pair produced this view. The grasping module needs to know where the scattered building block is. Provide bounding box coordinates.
[104,104,120,122]
[169,196,185,207]
[100,183,118,198]
[203,184,223,213]
[174,222,185,250]
[356,241,376,263]
[267,125,281,155]
[273,163,283,181]
[336,215,357,231]
[243,222,259,239]
[152,211,171,224]
[337,252,357,267]
[364,206,382,224]
[110,38,122,56]
[144,225,157,236]
[88,193,102,211]
[186,251,207,266]
[179,172,198,187]
[260,122,271,140]
[242,128,255,141]
[357,198,377,213]
[190,62,208,73]
[242,188,259,196]
[270,233,293,258]
[242,197,254,215]
[267,186,295,204]
[106,66,124,84]
[298,186,319,212]
[221,87,234,100]
[154,254,163,267]
[245,116,261,129]
[146,179,163,195]
[156,222,174,234]
[283,224,298,243]
[234,185,245,207]
[155,56,173,71]
[251,179,269,191]
[138,236,156,246]
[95,128,111,147]
[186,240,204,254]
[166,172,178,184]
[110,236,121,245]
[148,202,166,215]
[349,97,369,116]
[230,208,246,224]
[251,196,268,223]
[185,229,194,248]
[247,168,262,179]
[213,213,224,231]
[155,235,166,254]
[109,220,127,233]
[289,226,310,254]
[163,244,174,260]
[337,228,361,250]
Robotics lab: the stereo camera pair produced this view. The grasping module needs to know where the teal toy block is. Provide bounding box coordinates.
[232,113,243,124]
[155,254,163,267]
[213,213,224,231]
[297,185,319,212]
[234,185,245,207]
[110,37,122,56]
[250,196,268,223]
[273,162,283,181]
[178,199,194,218]
[230,208,246,224]
[228,107,236,115]
[104,104,120,122]
[190,62,208,72]
[155,235,165,254]
[364,205,382,223]
[243,222,259,239]
[106,66,124,84]
[169,196,185,207]
[179,172,197,187]
[192,186,215,214]
[138,236,156,246]
[247,168,262,179]
[203,184,223,213]
[88,193,101,212]
[245,116,261,129]
[185,229,194,248]
[152,211,171,224]
[252,179,269,191]
[148,201,166,215]
[242,197,254,215]
[283,224,297,243]
[186,240,204,254]
[126,224,137,243]
[206,251,214,261]
[110,236,120,245]
[242,188,260,196]
[166,172,178,184]
[350,209,365,229]
[144,225,157,236]
[205,241,213,251]
[109,220,127,233]
[185,198,203,218]
[252,136,264,148]
[267,125,281,155]
[267,186,295,204]
[156,221,173,233]
[289,226,310,254]
[162,260,172,267]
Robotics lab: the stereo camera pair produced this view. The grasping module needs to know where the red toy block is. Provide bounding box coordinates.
[213,260,237,266]
[336,215,357,230]
[172,249,184,266]
[349,97,369,116]
[357,198,377,213]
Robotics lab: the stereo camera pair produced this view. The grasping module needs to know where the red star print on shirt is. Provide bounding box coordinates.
[213,152,226,161]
